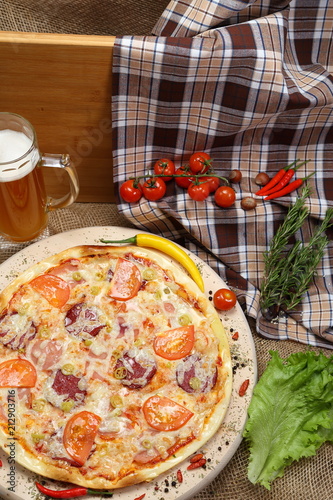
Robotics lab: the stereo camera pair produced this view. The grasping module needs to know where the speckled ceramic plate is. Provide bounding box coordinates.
[0,227,257,500]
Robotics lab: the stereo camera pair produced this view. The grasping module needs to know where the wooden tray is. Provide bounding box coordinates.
[0,31,116,202]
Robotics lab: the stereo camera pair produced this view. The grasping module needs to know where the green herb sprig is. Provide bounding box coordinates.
[260,187,333,320]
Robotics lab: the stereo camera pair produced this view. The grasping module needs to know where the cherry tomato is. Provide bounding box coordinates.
[213,288,237,311]
[119,179,142,203]
[199,175,220,193]
[189,152,212,174]
[153,325,195,360]
[142,177,166,201]
[143,395,194,431]
[175,166,195,188]
[0,359,37,388]
[109,258,142,301]
[154,158,175,182]
[214,186,236,208]
[63,411,101,466]
[188,182,210,201]
[30,275,70,308]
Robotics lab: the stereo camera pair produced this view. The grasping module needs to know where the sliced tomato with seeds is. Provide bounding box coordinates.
[109,258,142,301]
[143,395,193,431]
[30,274,70,308]
[0,359,37,388]
[153,325,195,360]
[63,411,101,466]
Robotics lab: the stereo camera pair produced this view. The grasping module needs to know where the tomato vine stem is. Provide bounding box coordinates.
[129,173,230,185]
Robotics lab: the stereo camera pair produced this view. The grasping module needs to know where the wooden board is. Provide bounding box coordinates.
[0,31,116,202]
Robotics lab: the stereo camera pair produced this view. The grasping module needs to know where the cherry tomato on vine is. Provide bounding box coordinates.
[188,182,210,201]
[119,179,142,203]
[175,166,195,188]
[214,186,236,208]
[213,288,237,311]
[142,177,166,201]
[154,158,175,182]
[189,152,212,174]
[199,175,220,193]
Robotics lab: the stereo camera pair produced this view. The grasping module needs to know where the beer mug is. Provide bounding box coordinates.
[0,112,79,242]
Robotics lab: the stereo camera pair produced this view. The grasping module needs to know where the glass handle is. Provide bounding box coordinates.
[40,154,79,210]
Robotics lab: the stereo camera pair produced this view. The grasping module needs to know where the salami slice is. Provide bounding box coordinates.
[176,353,218,393]
[0,312,37,350]
[65,302,106,338]
[114,347,157,389]
[51,370,87,401]
[44,370,87,409]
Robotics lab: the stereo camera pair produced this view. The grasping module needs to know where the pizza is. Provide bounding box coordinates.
[0,244,232,490]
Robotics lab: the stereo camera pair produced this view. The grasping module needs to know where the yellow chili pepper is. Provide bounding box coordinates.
[100,234,204,292]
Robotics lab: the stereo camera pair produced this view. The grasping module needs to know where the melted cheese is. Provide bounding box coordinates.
[0,246,232,489]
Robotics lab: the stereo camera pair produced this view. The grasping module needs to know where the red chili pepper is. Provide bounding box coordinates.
[0,459,2,467]
[255,159,299,196]
[239,379,250,397]
[190,453,204,463]
[177,469,183,483]
[261,160,309,197]
[264,172,315,200]
[187,458,206,470]
[133,494,146,500]
[35,482,114,498]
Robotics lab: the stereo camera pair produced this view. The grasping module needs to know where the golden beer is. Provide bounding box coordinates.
[0,166,48,242]
[0,113,79,242]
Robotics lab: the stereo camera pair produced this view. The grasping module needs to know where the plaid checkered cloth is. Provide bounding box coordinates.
[112,0,333,348]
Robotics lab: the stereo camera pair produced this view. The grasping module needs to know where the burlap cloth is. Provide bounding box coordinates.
[0,203,332,500]
[0,0,169,36]
[1,3,333,499]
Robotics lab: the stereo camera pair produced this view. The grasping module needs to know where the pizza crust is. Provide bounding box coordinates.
[0,245,232,489]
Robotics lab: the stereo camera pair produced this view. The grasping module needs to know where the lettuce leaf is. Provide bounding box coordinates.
[243,350,333,489]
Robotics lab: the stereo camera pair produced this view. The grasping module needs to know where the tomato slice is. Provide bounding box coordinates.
[0,359,37,388]
[153,325,195,360]
[63,411,101,466]
[30,274,70,308]
[109,258,142,301]
[143,396,193,431]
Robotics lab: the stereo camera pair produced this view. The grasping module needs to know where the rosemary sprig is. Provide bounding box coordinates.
[284,207,333,311]
[260,187,310,317]
[260,187,333,320]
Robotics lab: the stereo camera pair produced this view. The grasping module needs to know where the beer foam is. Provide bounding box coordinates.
[0,130,39,182]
